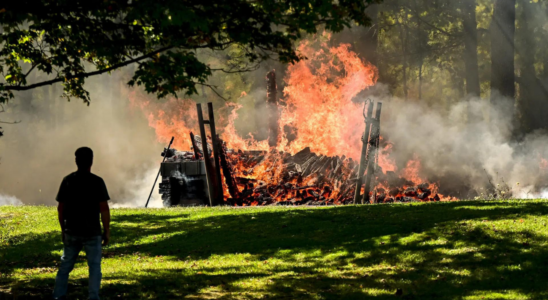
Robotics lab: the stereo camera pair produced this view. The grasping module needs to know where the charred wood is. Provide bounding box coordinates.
[190,132,203,159]
[218,138,241,200]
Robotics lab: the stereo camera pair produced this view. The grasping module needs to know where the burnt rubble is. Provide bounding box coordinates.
[222,146,443,206]
[160,137,445,206]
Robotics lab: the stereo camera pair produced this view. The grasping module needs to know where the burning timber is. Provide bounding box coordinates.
[159,140,445,207]
[142,44,456,207]
[156,85,448,207]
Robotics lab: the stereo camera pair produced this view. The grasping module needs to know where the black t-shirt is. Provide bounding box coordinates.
[56,171,110,236]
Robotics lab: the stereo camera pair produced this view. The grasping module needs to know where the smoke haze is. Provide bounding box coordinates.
[370,85,548,199]
[0,193,22,206]
[0,70,164,206]
[2,43,548,206]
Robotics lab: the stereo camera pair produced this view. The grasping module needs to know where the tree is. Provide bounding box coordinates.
[462,0,480,98]
[515,0,548,134]
[490,0,516,116]
[0,0,379,106]
[376,0,464,101]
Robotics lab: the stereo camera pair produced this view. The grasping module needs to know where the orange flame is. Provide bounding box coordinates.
[129,91,198,150]
[279,38,378,158]
[401,156,423,185]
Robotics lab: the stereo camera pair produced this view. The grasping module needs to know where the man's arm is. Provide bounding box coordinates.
[99,201,110,246]
[57,202,65,242]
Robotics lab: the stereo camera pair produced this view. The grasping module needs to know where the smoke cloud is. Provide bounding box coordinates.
[0,193,23,206]
[0,70,164,206]
[368,84,548,199]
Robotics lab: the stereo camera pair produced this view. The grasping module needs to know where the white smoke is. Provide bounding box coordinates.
[113,167,164,208]
[0,70,164,206]
[0,193,23,206]
[366,87,548,199]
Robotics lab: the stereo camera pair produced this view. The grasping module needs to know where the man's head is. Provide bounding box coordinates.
[75,147,93,171]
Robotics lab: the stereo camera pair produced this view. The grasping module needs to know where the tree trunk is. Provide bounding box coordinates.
[362,3,379,66]
[398,12,409,100]
[490,0,516,118]
[516,0,548,134]
[463,0,480,98]
[415,0,424,101]
[266,70,279,148]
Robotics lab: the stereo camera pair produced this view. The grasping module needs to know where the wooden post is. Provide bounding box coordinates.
[362,102,382,204]
[218,137,241,201]
[207,102,224,206]
[145,136,174,208]
[266,70,279,147]
[353,100,374,204]
[190,132,202,159]
[196,103,215,206]
[371,128,381,203]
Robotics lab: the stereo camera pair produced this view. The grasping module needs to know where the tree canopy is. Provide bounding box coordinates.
[0,0,378,104]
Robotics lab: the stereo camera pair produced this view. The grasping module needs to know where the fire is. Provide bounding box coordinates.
[377,138,397,173]
[278,38,377,158]
[540,158,548,172]
[220,103,269,151]
[401,156,424,185]
[129,91,197,150]
[131,34,454,205]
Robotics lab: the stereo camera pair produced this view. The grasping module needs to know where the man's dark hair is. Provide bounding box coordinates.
[75,147,93,168]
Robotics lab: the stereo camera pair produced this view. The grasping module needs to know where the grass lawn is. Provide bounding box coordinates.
[1,200,548,299]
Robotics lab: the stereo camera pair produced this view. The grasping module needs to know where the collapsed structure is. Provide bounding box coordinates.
[157,69,447,207]
[142,39,458,207]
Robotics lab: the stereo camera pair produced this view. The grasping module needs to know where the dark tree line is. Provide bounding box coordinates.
[2,0,548,138]
[338,0,548,136]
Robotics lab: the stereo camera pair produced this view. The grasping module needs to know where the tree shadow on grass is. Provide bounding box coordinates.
[3,201,548,299]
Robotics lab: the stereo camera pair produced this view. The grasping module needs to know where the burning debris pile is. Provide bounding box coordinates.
[225,147,357,206]
[136,35,457,207]
[224,146,446,205]
[162,132,449,206]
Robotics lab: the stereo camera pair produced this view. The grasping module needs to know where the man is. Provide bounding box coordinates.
[53,147,111,300]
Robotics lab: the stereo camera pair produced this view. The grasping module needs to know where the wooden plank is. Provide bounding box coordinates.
[207,102,224,206]
[218,137,241,200]
[354,100,374,204]
[190,132,202,159]
[363,102,383,204]
[196,103,215,206]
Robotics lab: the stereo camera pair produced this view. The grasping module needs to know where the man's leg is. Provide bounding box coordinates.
[84,236,102,300]
[53,234,82,299]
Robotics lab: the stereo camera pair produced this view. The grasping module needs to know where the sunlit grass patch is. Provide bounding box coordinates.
[2,200,548,299]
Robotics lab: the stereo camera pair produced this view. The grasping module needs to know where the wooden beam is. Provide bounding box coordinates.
[196,103,216,206]
[353,100,374,204]
[208,102,224,206]
[362,102,383,204]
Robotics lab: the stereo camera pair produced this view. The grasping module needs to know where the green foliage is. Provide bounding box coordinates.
[373,0,471,102]
[0,0,378,105]
[3,200,548,299]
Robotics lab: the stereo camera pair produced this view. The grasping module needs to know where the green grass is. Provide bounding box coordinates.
[2,200,548,299]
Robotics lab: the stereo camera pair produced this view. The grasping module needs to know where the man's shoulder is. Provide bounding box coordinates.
[62,172,79,181]
[63,172,104,183]
[90,173,107,188]
[89,173,104,182]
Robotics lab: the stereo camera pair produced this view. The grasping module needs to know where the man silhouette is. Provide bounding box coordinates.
[53,147,110,300]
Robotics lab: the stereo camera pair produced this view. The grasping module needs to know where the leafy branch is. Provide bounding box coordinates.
[0,0,377,105]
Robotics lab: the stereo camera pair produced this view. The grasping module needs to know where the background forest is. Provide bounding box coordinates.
[165,0,548,141]
[1,0,548,205]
